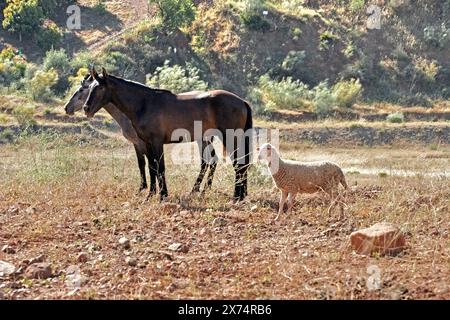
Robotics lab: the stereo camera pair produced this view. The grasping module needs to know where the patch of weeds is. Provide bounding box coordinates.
[386,112,404,123]
[378,172,388,178]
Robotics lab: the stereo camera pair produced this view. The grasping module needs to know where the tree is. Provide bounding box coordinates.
[2,0,44,39]
[149,0,196,32]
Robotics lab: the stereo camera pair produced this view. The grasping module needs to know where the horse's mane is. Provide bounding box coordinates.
[107,74,175,96]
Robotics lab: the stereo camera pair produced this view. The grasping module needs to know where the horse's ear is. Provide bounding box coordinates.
[102,67,108,79]
[90,67,99,80]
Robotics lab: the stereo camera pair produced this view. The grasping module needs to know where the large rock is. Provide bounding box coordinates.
[25,263,53,279]
[350,222,406,255]
[0,261,16,277]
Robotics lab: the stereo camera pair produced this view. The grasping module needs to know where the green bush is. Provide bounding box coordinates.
[43,48,70,95]
[251,74,311,112]
[70,51,98,72]
[2,0,44,37]
[146,60,208,93]
[12,103,36,126]
[350,0,365,12]
[332,78,362,108]
[26,68,58,102]
[386,112,404,123]
[311,81,335,116]
[240,1,270,32]
[36,21,63,51]
[281,50,306,74]
[0,47,27,88]
[149,0,196,32]
[423,23,449,49]
[240,12,270,32]
[99,50,136,79]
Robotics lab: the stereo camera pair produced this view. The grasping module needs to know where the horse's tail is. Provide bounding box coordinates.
[243,101,253,164]
[244,100,253,132]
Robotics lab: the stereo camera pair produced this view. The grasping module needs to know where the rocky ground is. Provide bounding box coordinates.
[0,136,449,299]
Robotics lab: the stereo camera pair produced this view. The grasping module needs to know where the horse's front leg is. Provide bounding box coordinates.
[204,142,218,192]
[134,144,147,193]
[192,141,208,193]
[153,142,168,201]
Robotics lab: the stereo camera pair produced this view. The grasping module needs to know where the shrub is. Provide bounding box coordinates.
[0,47,27,88]
[149,0,196,32]
[319,31,336,50]
[26,68,58,102]
[423,23,449,49]
[12,103,36,126]
[281,50,306,74]
[332,78,362,108]
[240,1,270,32]
[36,20,63,51]
[146,60,208,93]
[386,112,404,123]
[350,0,365,12]
[311,81,335,116]
[2,0,44,37]
[93,0,107,14]
[251,74,311,111]
[240,12,270,32]
[43,48,70,95]
[70,51,98,72]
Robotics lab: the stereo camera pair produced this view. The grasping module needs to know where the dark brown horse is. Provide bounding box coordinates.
[83,68,253,201]
[64,75,217,195]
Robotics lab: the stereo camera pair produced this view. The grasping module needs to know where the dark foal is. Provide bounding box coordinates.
[83,68,252,201]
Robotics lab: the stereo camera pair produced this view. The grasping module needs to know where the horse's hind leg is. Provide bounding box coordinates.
[192,141,208,193]
[146,142,168,201]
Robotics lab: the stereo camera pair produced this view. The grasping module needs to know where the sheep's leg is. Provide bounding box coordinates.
[326,188,336,217]
[286,192,297,216]
[275,191,288,221]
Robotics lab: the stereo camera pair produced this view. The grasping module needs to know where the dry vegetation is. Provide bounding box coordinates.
[0,132,448,299]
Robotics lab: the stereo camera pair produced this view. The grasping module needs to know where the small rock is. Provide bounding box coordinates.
[199,227,207,236]
[179,210,190,215]
[77,252,89,263]
[7,205,19,214]
[25,207,36,214]
[168,243,189,253]
[118,237,131,249]
[161,203,181,212]
[1,245,15,254]
[250,205,258,212]
[350,222,406,256]
[125,257,138,267]
[0,261,16,277]
[166,283,177,291]
[25,263,52,279]
[168,243,182,251]
[29,254,45,264]
[66,265,80,275]
[212,217,227,227]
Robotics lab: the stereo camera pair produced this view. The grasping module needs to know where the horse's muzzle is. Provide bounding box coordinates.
[83,105,93,118]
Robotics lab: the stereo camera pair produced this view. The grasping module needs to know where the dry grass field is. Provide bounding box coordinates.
[0,132,449,299]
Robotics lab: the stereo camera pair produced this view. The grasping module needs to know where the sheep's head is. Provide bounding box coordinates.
[257,143,277,163]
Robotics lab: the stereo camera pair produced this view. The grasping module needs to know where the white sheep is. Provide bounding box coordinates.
[257,143,348,221]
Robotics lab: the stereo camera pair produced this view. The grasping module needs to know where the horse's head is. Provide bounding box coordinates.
[64,74,93,115]
[83,67,112,118]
